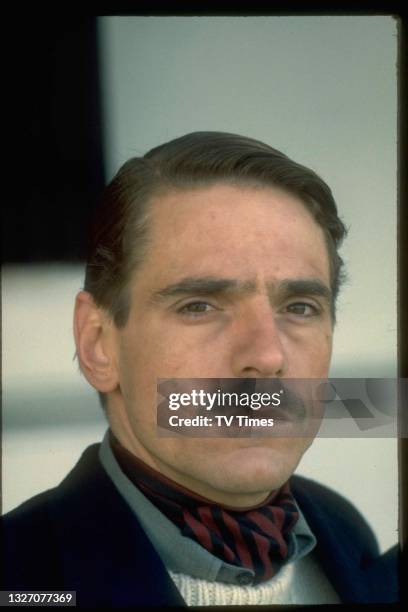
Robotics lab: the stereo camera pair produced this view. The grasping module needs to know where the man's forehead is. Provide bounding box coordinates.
[149,183,318,230]
[135,184,332,294]
[147,184,327,251]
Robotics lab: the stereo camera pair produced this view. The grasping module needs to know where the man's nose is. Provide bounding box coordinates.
[230,299,286,378]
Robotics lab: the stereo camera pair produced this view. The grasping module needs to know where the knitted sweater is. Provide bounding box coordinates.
[169,552,340,606]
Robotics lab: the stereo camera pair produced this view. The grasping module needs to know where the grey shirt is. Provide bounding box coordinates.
[98,429,317,586]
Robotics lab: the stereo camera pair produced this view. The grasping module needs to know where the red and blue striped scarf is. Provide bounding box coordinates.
[110,432,299,584]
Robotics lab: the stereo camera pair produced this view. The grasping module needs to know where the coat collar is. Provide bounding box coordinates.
[291,476,397,603]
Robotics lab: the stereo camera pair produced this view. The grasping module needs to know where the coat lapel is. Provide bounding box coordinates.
[47,444,186,607]
[291,475,397,603]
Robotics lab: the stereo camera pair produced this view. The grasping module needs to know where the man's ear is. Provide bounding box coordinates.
[73,291,119,393]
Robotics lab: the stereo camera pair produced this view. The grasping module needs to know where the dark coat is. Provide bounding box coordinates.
[1,444,398,606]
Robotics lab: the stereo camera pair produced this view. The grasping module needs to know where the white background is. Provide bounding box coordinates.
[2,16,399,553]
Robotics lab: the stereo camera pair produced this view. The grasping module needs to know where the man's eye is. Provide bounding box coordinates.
[286,302,319,317]
[178,301,214,315]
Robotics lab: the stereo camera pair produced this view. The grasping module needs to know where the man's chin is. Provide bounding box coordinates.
[194,444,304,498]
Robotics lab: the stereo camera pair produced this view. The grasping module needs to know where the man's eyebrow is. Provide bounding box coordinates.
[150,276,332,303]
[150,277,256,302]
[278,279,332,302]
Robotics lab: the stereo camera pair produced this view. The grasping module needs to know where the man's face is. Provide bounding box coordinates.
[108,183,333,506]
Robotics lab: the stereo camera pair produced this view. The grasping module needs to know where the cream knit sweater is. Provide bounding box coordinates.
[169,553,340,606]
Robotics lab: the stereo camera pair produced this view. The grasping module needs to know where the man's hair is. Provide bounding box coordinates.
[83,131,347,408]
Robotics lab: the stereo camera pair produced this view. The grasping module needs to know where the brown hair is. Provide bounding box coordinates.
[84,132,347,407]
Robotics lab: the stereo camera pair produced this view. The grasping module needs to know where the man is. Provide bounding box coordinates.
[1,132,398,605]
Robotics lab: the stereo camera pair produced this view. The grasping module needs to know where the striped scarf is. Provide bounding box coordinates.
[109,432,299,584]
